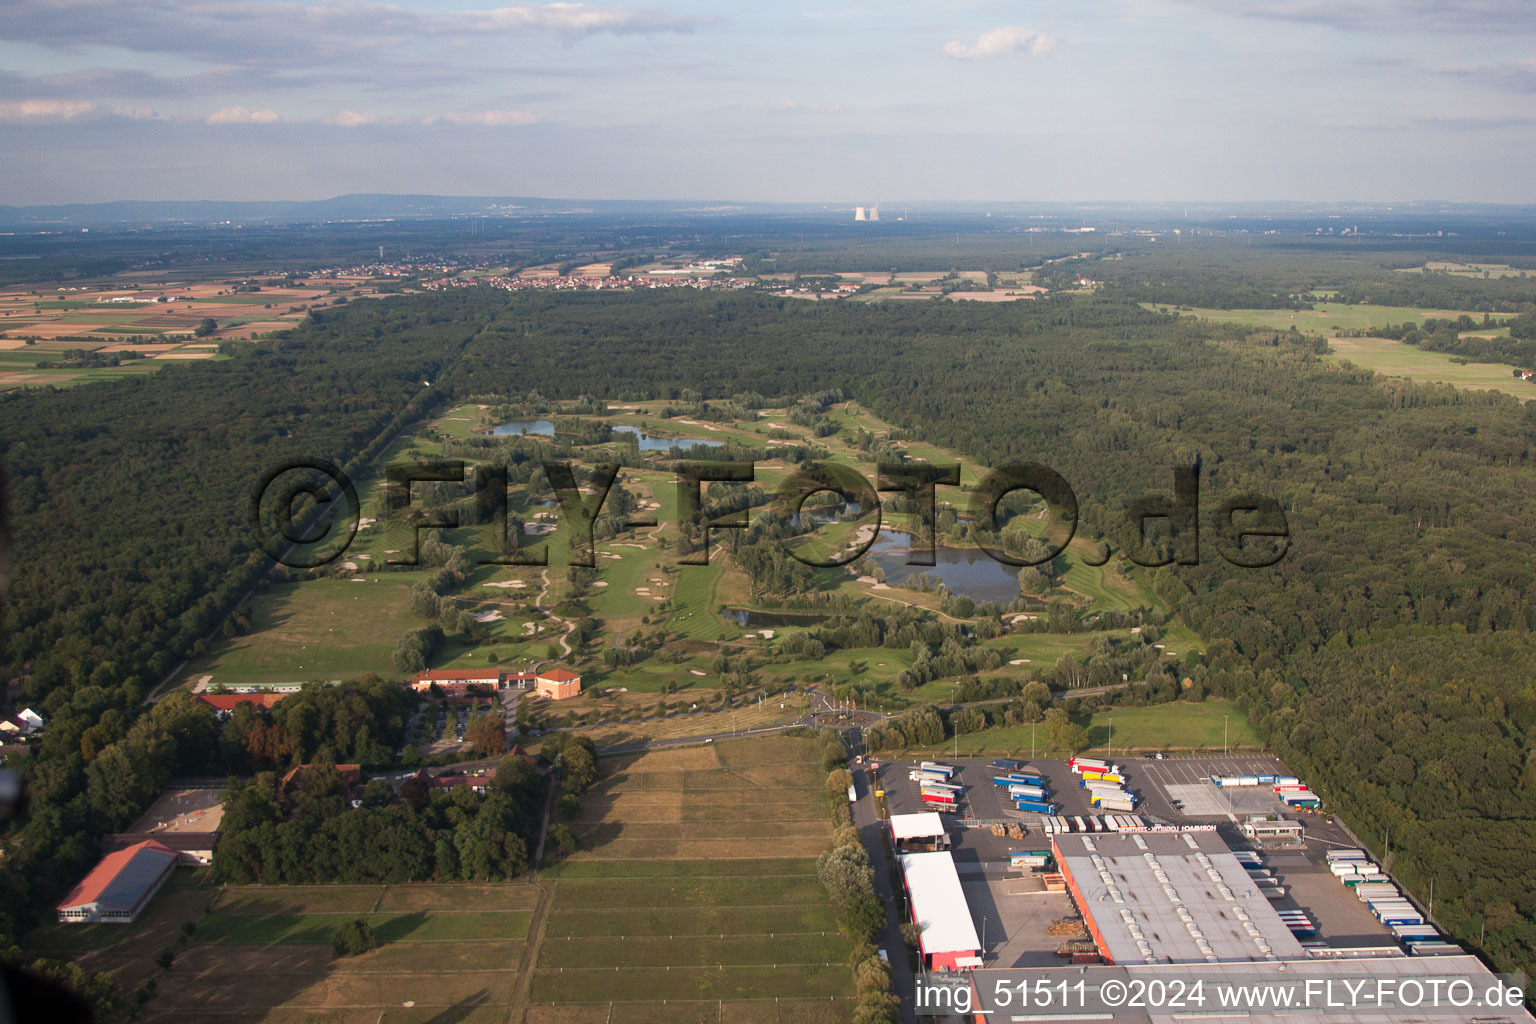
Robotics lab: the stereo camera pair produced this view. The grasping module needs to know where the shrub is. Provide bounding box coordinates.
[332,918,378,957]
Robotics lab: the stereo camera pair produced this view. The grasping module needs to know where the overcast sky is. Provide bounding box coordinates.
[4,0,1536,204]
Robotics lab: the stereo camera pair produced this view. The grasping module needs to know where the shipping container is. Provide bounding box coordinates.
[1409,942,1464,956]
[1011,851,1051,868]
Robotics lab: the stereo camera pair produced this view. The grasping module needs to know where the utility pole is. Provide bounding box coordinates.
[1107,717,1113,759]
[1224,715,1229,757]
[1031,721,1036,760]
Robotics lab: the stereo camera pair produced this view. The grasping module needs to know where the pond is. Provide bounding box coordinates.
[866,529,1021,604]
[491,420,724,451]
[614,427,724,451]
[491,418,555,437]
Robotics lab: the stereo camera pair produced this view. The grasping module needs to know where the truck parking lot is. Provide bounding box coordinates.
[868,752,1409,965]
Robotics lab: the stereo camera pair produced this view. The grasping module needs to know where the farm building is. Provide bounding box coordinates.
[534,667,582,700]
[196,692,288,716]
[57,840,179,924]
[1052,830,1307,964]
[889,811,951,852]
[896,851,982,971]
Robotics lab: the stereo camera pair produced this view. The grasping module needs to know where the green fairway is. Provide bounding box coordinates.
[185,577,434,686]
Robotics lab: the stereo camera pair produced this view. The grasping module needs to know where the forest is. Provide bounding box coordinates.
[5,268,1536,982]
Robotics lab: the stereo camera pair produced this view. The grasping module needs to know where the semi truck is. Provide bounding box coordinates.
[1014,798,1057,814]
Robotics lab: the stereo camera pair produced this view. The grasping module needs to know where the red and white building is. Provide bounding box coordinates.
[896,850,982,971]
[57,840,180,924]
[196,692,288,716]
[534,667,582,700]
[410,669,509,696]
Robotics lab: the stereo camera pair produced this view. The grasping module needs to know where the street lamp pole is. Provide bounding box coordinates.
[1224,715,1229,757]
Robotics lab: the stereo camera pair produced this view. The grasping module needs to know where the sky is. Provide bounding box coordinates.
[3,0,1536,204]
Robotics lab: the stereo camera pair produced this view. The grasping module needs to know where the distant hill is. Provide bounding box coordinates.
[0,194,789,228]
[4,194,1536,231]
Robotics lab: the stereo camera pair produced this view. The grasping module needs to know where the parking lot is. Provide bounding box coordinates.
[872,752,1407,959]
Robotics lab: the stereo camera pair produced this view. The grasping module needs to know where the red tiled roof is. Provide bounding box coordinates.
[538,668,581,682]
[197,693,288,711]
[414,670,504,681]
[57,840,176,910]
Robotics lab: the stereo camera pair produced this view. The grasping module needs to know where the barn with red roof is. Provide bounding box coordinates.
[56,840,180,924]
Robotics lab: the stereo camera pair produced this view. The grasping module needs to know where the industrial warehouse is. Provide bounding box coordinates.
[869,756,1534,1023]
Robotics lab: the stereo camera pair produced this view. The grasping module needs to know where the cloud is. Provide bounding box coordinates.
[3,0,706,68]
[425,109,541,126]
[0,100,98,123]
[1162,0,1536,34]
[331,110,377,127]
[943,26,1057,60]
[1433,58,1536,92]
[206,106,280,124]
[0,100,164,123]
[769,98,843,114]
[462,3,700,37]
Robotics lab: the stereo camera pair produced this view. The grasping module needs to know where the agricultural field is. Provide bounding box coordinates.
[1325,336,1536,398]
[527,736,854,1023]
[0,273,389,391]
[1151,302,1516,334]
[1395,261,1534,279]
[25,878,539,1023]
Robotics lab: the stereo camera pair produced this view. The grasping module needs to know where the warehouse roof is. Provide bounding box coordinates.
[58,840,177,911]
[889,812,948,842]
[898,851,981,957]
[1053,830,1308,964]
